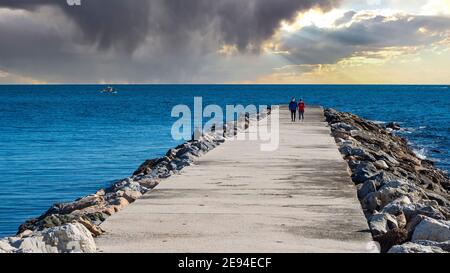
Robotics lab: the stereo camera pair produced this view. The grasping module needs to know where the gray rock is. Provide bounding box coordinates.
[374,160,389,170]
[122,189,142,202]
[386,122,401,131]
[352,162,379,184]
[357,180,378,200]
[400,202,445,221]
[424,191,450,207]
[388,242,447,253]
[352,147,377,162]
[369,171,399,185]
[412,217,450,242]
[414,205,446,220]
[338,145,354,157]
[412,240,450,252]
[369,213,399,236]
[362,192,381,212]
[381,196,412,215]
[373,150,400,166]
[14,236,59,253]
[0,239,16,253]
[332,122,356,132]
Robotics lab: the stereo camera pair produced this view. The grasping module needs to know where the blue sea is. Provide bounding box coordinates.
[0,85,449,237]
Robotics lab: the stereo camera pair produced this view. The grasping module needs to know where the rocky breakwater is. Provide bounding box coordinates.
[325,108,450,253]
[0,111,269,253]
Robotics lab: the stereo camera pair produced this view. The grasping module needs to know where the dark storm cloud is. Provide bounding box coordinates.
[0,0,340,53]
[0,0,151,52]
[279,13,450,65]
[0,0,341,82]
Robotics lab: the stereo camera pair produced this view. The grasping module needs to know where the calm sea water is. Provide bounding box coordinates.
[0,85,449,237]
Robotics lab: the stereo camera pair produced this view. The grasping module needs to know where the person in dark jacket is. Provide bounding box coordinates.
[289,98,297,122]
[298,99,305,121]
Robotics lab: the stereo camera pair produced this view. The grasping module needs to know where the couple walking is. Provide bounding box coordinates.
[289,98,305,122]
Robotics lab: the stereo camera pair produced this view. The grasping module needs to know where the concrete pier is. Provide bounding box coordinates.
[96,106,374,253]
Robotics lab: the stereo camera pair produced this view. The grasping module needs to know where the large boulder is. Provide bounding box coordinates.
[352,162,379,184]
[361,192,381,212]
[12,236,58,253]
[412,217,450,242]
[410,240,450,252]
[0,239,16,253]
[357,180,378,200]
[369,213,399,236]
[43,222,96,253]
[388,242,447,253]
[10,222,98,253]
[386,122,401,131]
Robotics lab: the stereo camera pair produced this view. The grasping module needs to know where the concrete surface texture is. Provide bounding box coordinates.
[96,106,375,253]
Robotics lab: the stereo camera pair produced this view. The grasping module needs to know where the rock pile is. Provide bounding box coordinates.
[325,108,450,253]
[0,110,268,253]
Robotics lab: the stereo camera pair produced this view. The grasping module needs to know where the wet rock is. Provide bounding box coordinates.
[412,217,450,242]
[386,122,401,131]
[331,122,356,132]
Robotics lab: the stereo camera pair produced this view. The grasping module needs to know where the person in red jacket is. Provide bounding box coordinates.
[298,99,305,121]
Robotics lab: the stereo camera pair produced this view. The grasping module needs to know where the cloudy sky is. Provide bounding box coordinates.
[0,0,449,84]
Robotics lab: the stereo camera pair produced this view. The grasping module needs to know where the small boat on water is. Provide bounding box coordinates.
[101,86,117,94]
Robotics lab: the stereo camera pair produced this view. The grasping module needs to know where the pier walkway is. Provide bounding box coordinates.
[96,106,374,253]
